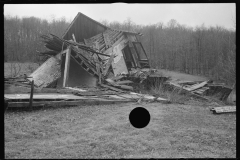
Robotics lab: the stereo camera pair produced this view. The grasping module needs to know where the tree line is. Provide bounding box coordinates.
[4,15,70,63]
[4,16,235,85]
[102,18,236,86]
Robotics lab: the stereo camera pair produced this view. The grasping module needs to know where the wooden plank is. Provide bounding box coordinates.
[7,99,132,108]
[73,90,120,96]
[208,83,225,87]
[168,82,212,101]
[64,87,87,92]
[72,34,77,42]
[211,106,236,114]
[105,78,133,91]
[99,84,125,93]
[110,32,123,43]
[192,87,209,95]
[115,94,141,100]
[103,53,115,77]
[176,81,201,85]
[116,80,133,85]
[184,81,209,91]
[72,43,110,58]
[103,35,125,55]
[104,95,129,100]
[103,33,111,48]
[4,84,78,94]
[27,53,62,88]
[130,92,169,102]
[4,93,90,100]
[111,37,129,76]
[118,85,133,90]
[110,75,124,81]
[105,78,115,84]
[63,47,71,87]
[29,80,34,108]
[96,62,101,84]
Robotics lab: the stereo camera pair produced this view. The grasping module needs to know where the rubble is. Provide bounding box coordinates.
[4,12,235,109]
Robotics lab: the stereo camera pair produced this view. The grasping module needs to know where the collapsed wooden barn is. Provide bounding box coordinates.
[29,12,150,88]
[4,12,235,109]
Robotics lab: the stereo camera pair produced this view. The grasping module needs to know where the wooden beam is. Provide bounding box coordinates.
[116,80,133,85]
[211,106,236,114]
[96,63,101,84]
[7,99,132,108]
[103,33,111,48]
[63,47,71,87]
[29,80,34,108]
[103,53,115,77]
[99,84,125,93]
[72,34,77,42]
[59,49,68,55]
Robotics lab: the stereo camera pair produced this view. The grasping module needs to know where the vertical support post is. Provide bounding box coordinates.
[63,47,71,87]
[72,34,76,42]
[29,80,34,108]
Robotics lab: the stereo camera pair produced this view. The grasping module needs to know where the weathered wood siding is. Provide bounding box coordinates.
[126,34,138,42]
[111,35,129,75]
[62,13,107,43]
[28,54,62,88]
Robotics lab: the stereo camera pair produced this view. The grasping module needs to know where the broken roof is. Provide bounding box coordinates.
[62,12,109,39]
[114,29,143,36]
[61,12,142,42]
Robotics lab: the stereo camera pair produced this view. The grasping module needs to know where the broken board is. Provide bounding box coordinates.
[27,53,62,88]
[5,93,88,100]
[111,35,129,76]
[4,93,133,108]
[211,106,236,114]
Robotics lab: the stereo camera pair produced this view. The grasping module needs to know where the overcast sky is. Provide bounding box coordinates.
[4,3,236,30]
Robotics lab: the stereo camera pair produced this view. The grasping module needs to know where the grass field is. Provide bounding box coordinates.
[5,102,236,158]
[4,62,236,158]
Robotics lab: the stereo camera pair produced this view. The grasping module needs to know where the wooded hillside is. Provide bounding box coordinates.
[4,16,235,85]
[103,18,236,86]
[4,16,70,63]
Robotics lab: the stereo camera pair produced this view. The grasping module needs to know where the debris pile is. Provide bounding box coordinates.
[35,33,161,93]
[4,11,235,111]
[5,32,235,109]
[166,79,233,102]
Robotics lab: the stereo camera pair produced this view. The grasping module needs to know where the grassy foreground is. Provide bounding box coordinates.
[5,102,236,158]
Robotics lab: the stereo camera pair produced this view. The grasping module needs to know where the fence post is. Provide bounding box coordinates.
[29,80,34,108]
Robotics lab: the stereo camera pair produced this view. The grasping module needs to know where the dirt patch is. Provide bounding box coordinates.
[4,102,236,158]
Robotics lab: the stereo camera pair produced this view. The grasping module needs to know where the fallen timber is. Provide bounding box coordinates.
[39,34,134,92]
[4,90,169,108]
[210,106,236,114]
[4,30,235,109]
[166,79,234,103]
[40,34,111,57]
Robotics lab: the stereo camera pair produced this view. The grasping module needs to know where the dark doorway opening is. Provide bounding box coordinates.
[132,42,150,68]
[122,45,136,70]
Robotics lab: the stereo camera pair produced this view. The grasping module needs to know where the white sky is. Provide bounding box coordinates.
[4,3,236,30]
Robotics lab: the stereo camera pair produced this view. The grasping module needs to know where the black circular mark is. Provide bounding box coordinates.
[129,107,151,129]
